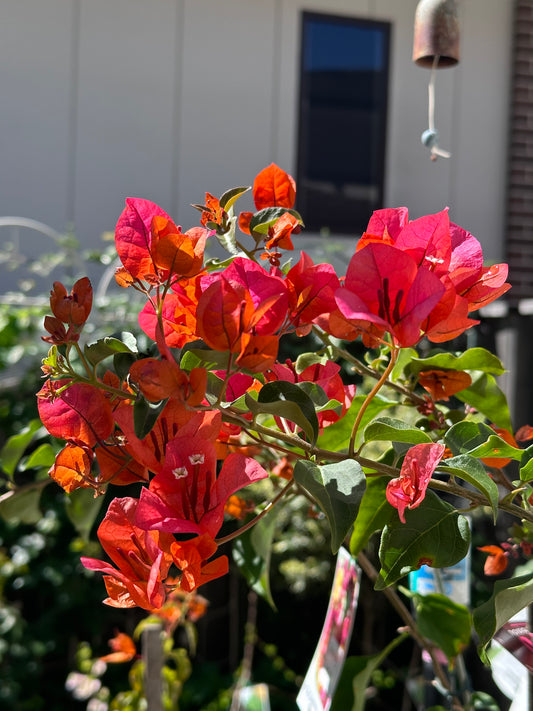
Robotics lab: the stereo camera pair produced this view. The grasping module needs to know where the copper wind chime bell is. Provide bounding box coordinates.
[413,0,460,160]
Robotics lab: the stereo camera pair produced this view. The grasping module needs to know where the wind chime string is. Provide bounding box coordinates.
[421,55,451,160]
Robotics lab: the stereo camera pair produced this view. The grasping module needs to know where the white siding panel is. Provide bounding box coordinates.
[174,0,278,227]
[0,1,74,228]
[74,0,178,249]
[376,0,457,217]
[0,0,514,267]
[451,0,513,260]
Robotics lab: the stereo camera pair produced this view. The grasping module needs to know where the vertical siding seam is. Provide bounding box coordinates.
[270,0,283,164]
[66,0,81,230]
[171,0,186,222]
[447,0,465,214]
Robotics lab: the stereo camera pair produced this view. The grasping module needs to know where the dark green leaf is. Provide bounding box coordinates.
[249,207,303,235]
[465,435,522,467]
[520,445,533,482]
[376,490,471,589]
[467,692,501,711]
[219,185,250,211]
[297,381,329,408]
[84,335,136,366]
[232,508,278,608]
[114,351,138,381]
[408,348,505,377]
[0,486,44,524]
[65,488,105,541]
[250,381,320,444]
[0,419,44,479]
[473,572,533,663]
[133,397,167,439]
[364,417,432,445]
[296,381,343,417]
[415,593,472,659]
[180,347,231,373]
[444,421,495,456]
[331,634,408,711]
[294,460,366,553]
[350,476,394,556]
[317,395,396,453]
[22,442,56,471]
[455,372,512,431]
[437,454,499,521]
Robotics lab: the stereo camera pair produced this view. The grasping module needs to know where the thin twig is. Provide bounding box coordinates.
[216,479,295,546]
[349,348,398,457]
[357,550,464,710]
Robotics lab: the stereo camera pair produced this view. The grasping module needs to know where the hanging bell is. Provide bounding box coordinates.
[413,0,460,68]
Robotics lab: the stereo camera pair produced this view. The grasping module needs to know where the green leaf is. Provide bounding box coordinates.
[84,335,136,366]
[466,435,522,462]
[376,490,471,589]
[414,593,472,659]
[214,215,243,256]
[455,372,512,431]
[297,380,329,407]
[297,381,343,417]
[180,347,231,373]
[65,488,105,541]
[219,185,250,211]
[391,347,418,381]
[444,421,495,456]
[232,508,279,609]
[473,572,533,663]
[350,476,394,556]
[0,487,43,524]
[294,352,327,373]
[408,348,505,377]
[114,351,138,381]
[249,207,303,235]
[133,397,167,439]
[22,442,56,471]
[437,455,499,521]
[248,381,319,444]
[294,460,366,553]
[467,692,501,711]
[520,445,533,481]
[331,634,408,711]
[364,417,433,445]
[317,395,396,453]
[0,419,44,479]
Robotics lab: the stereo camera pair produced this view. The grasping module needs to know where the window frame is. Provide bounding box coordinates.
[296,11,391,236]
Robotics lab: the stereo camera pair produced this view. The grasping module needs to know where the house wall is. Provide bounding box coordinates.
[0,0,513,282]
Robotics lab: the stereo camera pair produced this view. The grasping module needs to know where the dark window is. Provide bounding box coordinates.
[296,12,390,235]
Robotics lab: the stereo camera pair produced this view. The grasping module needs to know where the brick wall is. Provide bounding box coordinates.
[506,0,533,302]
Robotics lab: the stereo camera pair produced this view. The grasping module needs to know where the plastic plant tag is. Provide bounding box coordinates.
[489,610,531,709]
[297,547,360,711]
[409,541,471,606]
[232,683,271,711]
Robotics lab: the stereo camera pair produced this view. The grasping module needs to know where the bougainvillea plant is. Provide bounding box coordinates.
[38,163,533,709]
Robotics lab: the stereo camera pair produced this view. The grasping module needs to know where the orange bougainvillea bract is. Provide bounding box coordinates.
[37,163,519,628]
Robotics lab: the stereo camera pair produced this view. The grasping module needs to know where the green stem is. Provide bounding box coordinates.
[215,353,235,407]
[357,551,463,710]
[315,330,426,407]
[215,479,295,546]
[348,347,398,457]
[219,408,533,525]
[73,342,94,379]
